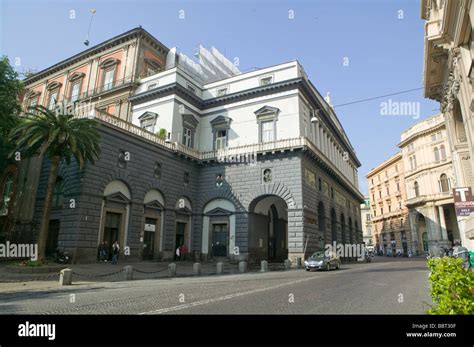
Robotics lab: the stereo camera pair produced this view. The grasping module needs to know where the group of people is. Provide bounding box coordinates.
[98,240,121,264]
[175,244,188,261]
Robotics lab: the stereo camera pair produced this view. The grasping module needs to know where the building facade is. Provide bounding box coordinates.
[421,0,474,250]
[360,197,373,249]
[0,27,168,245]
[1,28,364,263]
[367,153,412,256]
[398,114,460,256]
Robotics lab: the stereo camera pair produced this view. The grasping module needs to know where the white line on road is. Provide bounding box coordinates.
[140,262,390,315]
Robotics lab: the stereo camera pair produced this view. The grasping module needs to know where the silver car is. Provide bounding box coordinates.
[304,252,341,271]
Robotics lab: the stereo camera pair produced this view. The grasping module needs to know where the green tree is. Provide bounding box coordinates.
[0,56,23,172]
[9,105,101,262]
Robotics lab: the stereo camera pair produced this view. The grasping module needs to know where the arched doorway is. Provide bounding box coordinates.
[249,195,288,262]
[417,214,428,254]
[201,199,236,260]
[142,189,165,260]
[99,180,131,260]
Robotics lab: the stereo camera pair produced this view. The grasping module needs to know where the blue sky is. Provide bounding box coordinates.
[0,0,438,194]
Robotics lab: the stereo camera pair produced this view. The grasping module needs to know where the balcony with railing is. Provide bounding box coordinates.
[72,108,361,195]
[63,75,138,104]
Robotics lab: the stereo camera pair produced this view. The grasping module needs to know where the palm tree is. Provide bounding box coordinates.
[9,105,101,263]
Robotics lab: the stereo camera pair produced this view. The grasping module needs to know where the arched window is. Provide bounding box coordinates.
[414,181,420,197]
[433,147,440,162]
[440,145,446,160]
[439,174,450,193]
[0,174,14,215]
[53,177,65,208]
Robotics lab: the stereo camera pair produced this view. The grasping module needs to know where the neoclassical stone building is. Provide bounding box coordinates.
[398,114,460,256]
[421,0,474,249]
[2,28,363,263]
[367,153,411,256]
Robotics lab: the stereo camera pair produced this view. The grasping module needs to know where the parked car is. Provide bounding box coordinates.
[304,252,340,271]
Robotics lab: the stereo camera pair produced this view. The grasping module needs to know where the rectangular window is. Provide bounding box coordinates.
[187,84,196,94]
[366,214,371,221]
[261,121,274,142]
[217,88,228,96]
[103,68,115,91]
[29,96,39,108]
[140,117,156,133]
[215,130,227,150]
[386,187,389,195]
[70,81,81,102]
[260,76,273,86]
[48,90,59,109]
[183,127,192,147]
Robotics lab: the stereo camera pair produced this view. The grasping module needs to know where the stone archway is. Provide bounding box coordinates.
[248,195,288,262]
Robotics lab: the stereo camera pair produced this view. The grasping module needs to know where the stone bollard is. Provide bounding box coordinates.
[239,261,247,273]
[193,262,201,276]
[296,257,302,269]
[216,262,224,275]
[261,260,268,272]
[284,259,291,270]
[168,263,176,277]
[59,268,72,286]
[123,265,133,281]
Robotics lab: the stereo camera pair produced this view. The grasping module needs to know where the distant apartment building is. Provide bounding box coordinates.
[367,153,411,256]
[421,0,474,250]
[360,197,373,249]
[0,28,364,263]
[398,114,460,256]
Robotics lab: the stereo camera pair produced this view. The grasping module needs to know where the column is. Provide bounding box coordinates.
[438,205,448,240]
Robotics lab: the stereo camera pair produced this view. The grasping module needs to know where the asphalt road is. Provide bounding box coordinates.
[0,257,431,314]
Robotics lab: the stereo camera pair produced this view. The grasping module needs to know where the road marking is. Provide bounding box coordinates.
[140,262,390,315]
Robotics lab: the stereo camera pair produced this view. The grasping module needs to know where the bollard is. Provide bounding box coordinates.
[239,261,247,273]
[193,262,201,275]
[261,260,268,272]
[296,257,302,269]
[216,262,224,275]
[284,259,291,270]
[123,265,133,281]
[168,263,176,276]
[59,268,72,286]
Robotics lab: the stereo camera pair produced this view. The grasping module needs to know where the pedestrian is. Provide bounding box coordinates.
[180,244,188,261]
[112,240,120,264]
[175,245,181,261]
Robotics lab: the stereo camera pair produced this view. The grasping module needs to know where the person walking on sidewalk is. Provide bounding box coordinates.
[112,240,120,264]
[175,245,181,261]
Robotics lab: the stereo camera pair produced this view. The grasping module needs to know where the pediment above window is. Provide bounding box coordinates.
[182,113,199,129]
[176,206,192,215]
[100,58,120,69]
[254,105,280,120]
[210,115,232,129]
[68,72,85,81]
[46,81,62,90]
[204,207,232,217]
[144,199,164,211]
[104,192,130,204]
[26,90,41,98]
[138,111,159,121]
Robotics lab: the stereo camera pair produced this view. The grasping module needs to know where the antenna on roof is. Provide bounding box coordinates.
[84,9,96,46]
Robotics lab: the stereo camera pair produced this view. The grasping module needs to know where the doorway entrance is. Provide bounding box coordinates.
[143,217,157,260]
[103,212,121,260]
[46,219,60,256]
[212,223,228,257]
[175,222,186,260]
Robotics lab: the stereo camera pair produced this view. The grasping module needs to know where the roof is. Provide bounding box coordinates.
[24,27,169,85]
